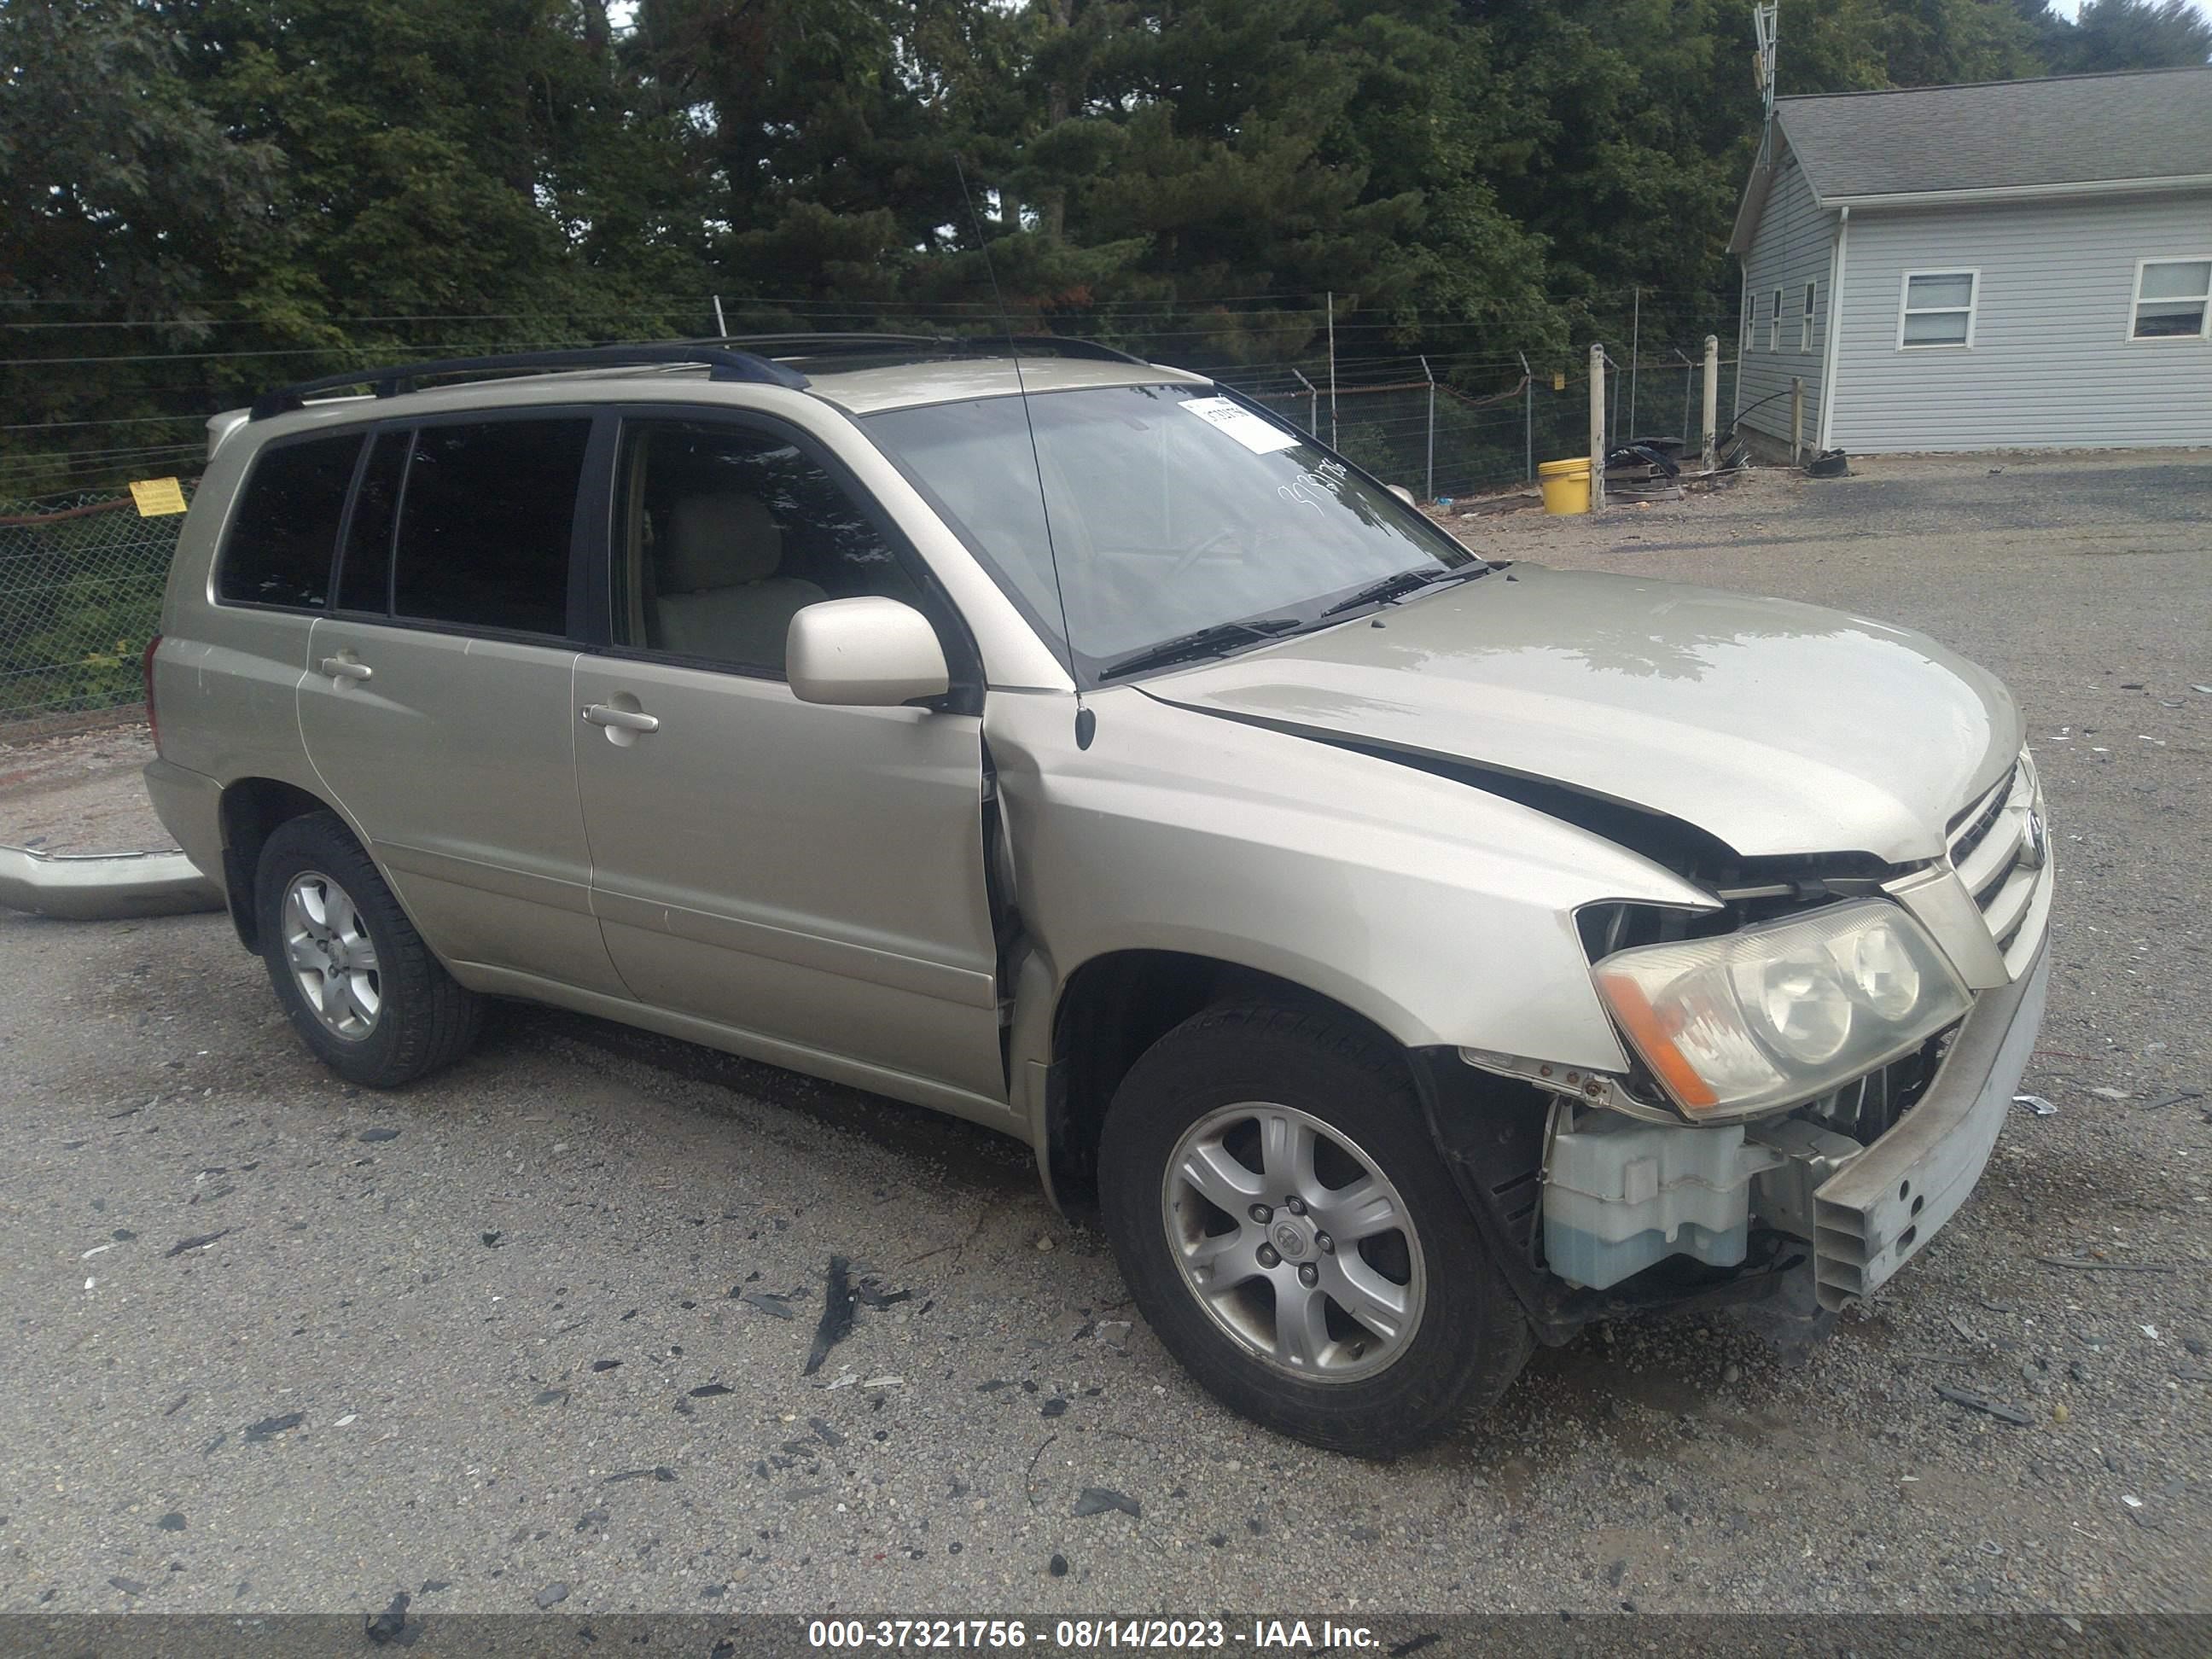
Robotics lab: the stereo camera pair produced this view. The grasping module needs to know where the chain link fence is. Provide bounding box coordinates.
[0,486,191,729]
[1225,347,1740,504]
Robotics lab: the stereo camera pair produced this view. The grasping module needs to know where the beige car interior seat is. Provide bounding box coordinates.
[652,492,826,668]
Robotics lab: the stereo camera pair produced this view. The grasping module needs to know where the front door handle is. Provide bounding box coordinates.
[320,656,373,682]
[582,702,660,734]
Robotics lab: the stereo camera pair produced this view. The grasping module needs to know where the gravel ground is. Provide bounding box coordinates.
[0,722,171,853]
[0,453,2207,1621]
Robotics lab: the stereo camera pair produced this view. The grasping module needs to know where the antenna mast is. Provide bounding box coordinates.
[952,155,1091,748]
[1752,3,1779,163]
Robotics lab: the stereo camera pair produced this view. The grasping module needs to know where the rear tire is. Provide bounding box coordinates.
[254,811,482,1088]
[1098,1002,1532,1458]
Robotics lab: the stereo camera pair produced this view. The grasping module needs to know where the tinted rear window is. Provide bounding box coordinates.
[218,434,364,609]
[392,419,591,635]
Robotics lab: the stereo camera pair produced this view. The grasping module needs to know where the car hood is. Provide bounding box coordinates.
[1137,563,2022,864]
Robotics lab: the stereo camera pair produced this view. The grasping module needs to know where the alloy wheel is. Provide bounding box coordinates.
[281,870,381,1039]
[1160,1101,1426,1383]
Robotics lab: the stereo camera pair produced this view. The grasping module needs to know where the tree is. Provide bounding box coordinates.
[1474,1,1758,352]
[963,0,1565,368]
[1778,0,2046,92]
[0,1,282,313]
[626,0,984,315]
[166,0,655,344]
[0,1,288,490]
[2050,0,2212,71]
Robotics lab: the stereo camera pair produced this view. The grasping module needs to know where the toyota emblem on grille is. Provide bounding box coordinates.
[2017,808,2047,870]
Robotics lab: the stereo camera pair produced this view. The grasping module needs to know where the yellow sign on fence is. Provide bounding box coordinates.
[128,477,189,517]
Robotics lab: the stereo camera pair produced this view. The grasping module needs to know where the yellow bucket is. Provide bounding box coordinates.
[1538,456,1591,515]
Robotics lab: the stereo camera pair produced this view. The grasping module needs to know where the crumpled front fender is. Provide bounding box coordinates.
[986,685,1717,1086]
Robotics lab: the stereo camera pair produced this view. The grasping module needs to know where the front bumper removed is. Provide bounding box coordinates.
[1809,937,2050,1311]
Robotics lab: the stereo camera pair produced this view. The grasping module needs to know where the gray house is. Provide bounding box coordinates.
[1729,67,2212,456]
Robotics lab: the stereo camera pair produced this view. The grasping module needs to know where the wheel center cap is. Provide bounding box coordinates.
[1271,1220,1309,1260]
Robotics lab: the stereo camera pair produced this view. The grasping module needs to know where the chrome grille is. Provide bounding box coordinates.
[1945,748,2051,980]
[1947,761,2016,869]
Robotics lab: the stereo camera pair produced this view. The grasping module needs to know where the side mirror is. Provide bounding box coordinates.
[786,597,952,707]
[1387,484,1417,506]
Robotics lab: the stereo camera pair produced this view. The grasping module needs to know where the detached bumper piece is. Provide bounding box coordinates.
[1809,940,2050,1311]
[0,843,223,921]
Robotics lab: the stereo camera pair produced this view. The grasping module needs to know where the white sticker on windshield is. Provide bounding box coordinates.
[1180,396,1301,455]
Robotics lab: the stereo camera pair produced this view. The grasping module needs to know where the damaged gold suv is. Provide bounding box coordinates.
[146,338,2051,1455]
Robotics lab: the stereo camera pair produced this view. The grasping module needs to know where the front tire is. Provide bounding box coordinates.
[254,811,482,1088]
[1098,1003,1531,1458]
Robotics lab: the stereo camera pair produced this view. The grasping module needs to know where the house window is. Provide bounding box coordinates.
[1801,282,1817,352]
[1898,271,1976,348]
[2131,258,2211,340]
[1769,288,1783,352]
[1743,291,1757,353]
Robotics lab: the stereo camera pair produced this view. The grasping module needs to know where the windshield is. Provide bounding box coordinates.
[862,383,1476,680]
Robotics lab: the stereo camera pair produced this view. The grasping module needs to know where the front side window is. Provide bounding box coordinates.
[610,418,928,676]
[864,383,1476,680]
[217,434,364,609]
[391,418,591,635]
[1899,271,1976,347]
[2131,258,2211,340]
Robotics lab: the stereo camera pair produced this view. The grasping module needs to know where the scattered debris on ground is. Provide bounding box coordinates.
[1074,1487,1143,1519]
[802,1256,859,1376]
[1933,1386,2034,1426]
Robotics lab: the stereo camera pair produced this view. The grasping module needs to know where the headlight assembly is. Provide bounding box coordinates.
[1592,899,1970,1119]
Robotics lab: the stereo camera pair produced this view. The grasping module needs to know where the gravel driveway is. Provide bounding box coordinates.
[1,452,2206,1621]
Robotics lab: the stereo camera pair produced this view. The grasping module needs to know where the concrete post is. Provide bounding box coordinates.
[1587,343,1606,515]
[1701,335,1719,471]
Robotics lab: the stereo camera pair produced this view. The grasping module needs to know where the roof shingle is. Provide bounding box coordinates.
[1776,66,2212,201]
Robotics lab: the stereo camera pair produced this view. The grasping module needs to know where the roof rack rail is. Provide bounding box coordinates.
[704,332,1155,369]
[247,343,809,421]
[701,333,955,357]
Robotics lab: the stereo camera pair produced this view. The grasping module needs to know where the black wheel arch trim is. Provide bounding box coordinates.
[1403,1046,1586,1346]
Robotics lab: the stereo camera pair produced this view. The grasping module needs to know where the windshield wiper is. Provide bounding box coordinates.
[1097,616,1303,681]
[1318,562,1486,618]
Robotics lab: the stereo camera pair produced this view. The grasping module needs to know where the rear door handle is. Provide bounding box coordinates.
[320,656,373,681]
[582,703,660,734]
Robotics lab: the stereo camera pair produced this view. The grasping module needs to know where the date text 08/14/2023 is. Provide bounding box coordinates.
[806,1618,1382,1650]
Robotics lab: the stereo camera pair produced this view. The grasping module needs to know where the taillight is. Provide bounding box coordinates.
[142,632,163,752]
